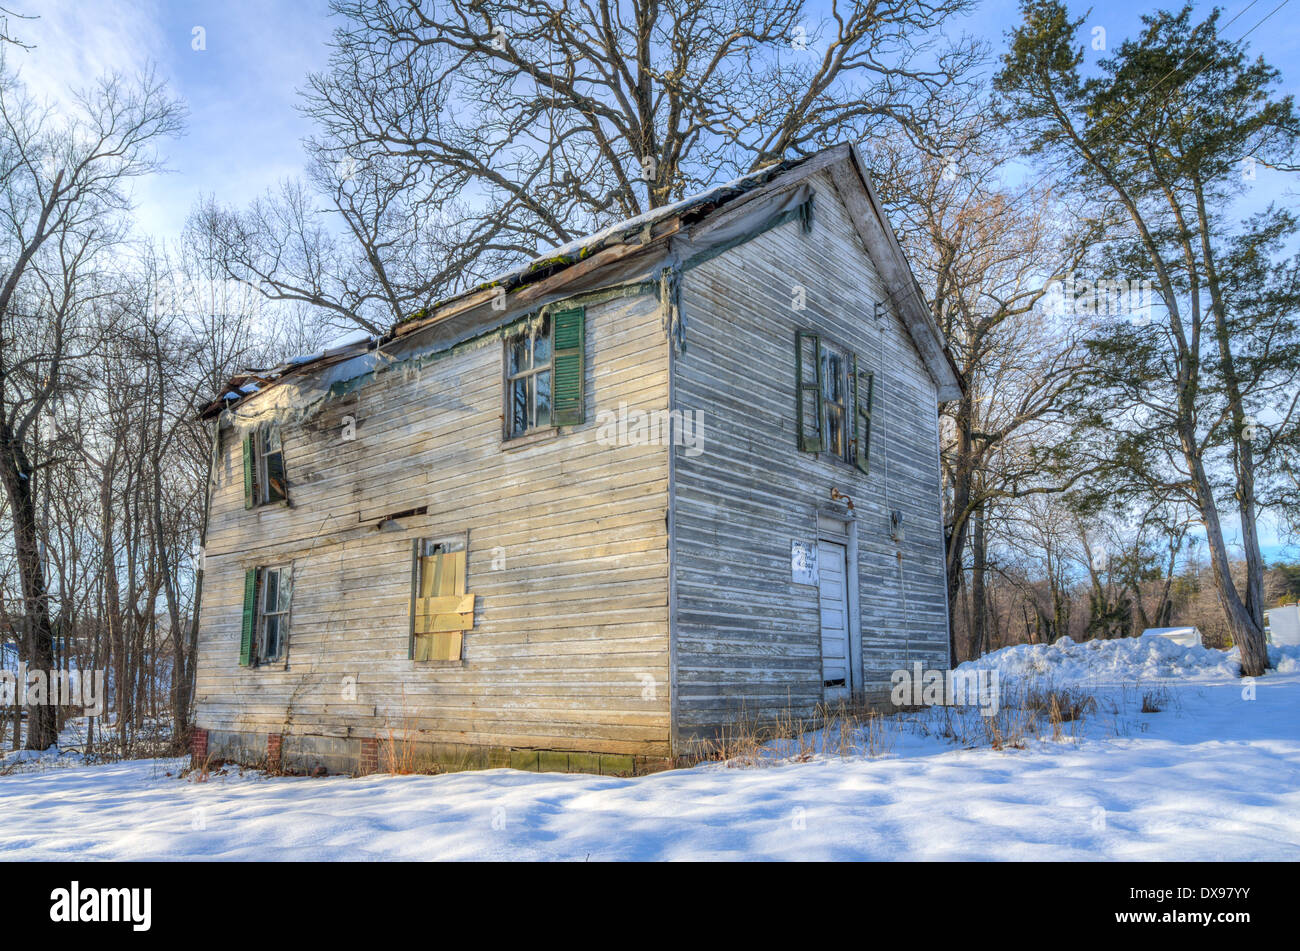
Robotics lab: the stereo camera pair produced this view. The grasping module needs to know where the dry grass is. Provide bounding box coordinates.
[1141,685,1172,713]
[376,689,451,775]
[677,695,906,768]
[681,678,1123,769]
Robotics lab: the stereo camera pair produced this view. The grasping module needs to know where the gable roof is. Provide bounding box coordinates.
[201,143,961,419]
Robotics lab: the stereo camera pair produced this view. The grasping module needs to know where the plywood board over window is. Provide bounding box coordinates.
[410,534,473,662]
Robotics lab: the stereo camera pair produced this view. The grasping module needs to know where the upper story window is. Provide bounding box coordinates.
[242,425,288,508]
[506,317,553,437]
[821,343,849,460]
[503,306,586,439]
[795,329,874,473]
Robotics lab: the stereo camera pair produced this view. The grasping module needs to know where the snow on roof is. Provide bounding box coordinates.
[392,155,808,331]
[201,153,811,417]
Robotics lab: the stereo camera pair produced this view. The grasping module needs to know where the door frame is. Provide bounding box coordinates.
[816,510,862,700]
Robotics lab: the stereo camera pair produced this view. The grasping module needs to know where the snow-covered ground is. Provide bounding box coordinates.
[1,639,1298,860]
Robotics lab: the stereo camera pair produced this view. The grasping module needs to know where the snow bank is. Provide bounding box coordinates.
[3,672,1300,860]
[958,634,1300,683]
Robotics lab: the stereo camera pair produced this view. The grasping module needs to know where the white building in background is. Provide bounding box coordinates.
[1140,626,1203,648]
[1265,605,1300,647]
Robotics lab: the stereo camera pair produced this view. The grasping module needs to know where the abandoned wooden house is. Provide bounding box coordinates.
[192,142,962,776]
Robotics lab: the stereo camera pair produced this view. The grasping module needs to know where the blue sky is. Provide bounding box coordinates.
[12,0,1298,239]
[13,0,334,237]
[12,0,1300,560]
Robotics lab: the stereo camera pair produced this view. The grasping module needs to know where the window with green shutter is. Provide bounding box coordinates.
[795,330,823,452]
[239,564,292,667]
[239,568,258,666]
[797,329,873,470]
[853,364,875,474]
[504,307,585,436]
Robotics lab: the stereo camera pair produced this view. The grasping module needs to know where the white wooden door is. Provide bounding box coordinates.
[818,539,851,700]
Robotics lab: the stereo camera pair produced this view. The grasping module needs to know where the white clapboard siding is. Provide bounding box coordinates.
[196,160,953,766]
[669,168,950,740]
[194,291,673,757]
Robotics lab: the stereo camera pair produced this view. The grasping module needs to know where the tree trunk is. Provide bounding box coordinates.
[0,420,58,749]
[968,500,988,659]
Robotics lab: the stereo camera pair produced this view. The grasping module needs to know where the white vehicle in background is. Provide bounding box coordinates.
[1140,626,1203,648]
[1265,605,1300,647]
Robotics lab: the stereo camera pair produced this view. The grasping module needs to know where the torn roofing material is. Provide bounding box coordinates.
[200,142,962,420]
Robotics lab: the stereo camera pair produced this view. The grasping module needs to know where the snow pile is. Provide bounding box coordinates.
[959,634,1300,683]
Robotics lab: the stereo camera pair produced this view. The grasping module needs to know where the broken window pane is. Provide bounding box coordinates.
[819,342,851,463]
[504,318,555,438]
[510,337,530,375]
[511,377,529,436]
[535,370,551,428]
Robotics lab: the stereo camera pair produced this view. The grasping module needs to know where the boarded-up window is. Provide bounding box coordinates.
[820,343,848,459]
[410,537,473,662]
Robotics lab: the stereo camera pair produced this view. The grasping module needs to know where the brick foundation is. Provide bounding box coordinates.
[267,733,283,771]
[358,737,379,775]
[190,727,209,765]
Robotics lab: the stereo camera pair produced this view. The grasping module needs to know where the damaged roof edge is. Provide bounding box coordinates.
[202,141,962,418]
[844,144,964,402]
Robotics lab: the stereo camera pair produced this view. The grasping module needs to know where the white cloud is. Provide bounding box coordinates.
[11,1,166,111]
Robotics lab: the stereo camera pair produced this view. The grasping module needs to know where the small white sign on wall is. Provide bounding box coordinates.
[791,539,818,586]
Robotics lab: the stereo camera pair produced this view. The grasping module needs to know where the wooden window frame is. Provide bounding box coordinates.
[256,564,292,664]
[796,329,873,473]
[243,424,288,508]
[240,563,292,668]
[257,426,287,505]
[408,532,472,666]
[503,317,554,440]
[820,340,851,464]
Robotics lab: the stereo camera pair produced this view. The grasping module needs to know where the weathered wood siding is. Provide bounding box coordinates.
[194,291,672,762]
[669,169,950,743]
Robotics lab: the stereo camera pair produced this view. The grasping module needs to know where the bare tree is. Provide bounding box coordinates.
[0,6,33,50]
[195,0,981,334]
[874,111,1092,662]
[0,60,183,747]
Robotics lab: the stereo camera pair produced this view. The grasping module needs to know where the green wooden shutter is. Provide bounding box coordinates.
[854,362,875,474]
[239,568,258,666]
[795,330,823,452]
[242,433,255,509]
[551,307,585,426]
